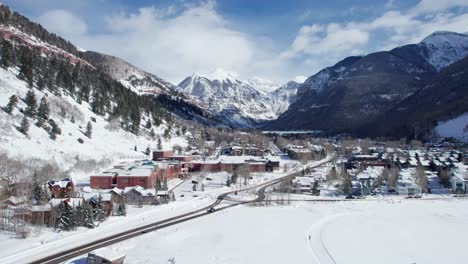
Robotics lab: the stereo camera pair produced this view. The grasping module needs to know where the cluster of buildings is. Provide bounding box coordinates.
[284,144,326,161]
[90,150,190,190]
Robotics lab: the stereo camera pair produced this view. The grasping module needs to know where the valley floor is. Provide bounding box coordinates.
[64,198,468,264]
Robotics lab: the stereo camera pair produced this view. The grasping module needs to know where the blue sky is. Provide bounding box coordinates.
[2,0,468,86]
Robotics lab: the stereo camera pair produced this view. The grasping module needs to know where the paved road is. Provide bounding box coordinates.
[27,156,334,264]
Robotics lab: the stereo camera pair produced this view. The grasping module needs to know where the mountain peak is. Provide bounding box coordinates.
[420,31,468,71]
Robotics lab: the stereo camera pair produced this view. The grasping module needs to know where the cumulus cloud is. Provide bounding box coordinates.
[33,0,468,85]
[280,0,468,75]
[37,9,87,37]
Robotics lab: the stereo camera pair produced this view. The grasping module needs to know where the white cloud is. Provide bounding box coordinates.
[33,0,468,85]
[410,0,468,15]
[280,0,468,75]
[37,9,87,37]
[294,75,307,83]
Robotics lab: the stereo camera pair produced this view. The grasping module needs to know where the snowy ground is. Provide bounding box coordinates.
[0,195,213,264]
[65,198,468,264]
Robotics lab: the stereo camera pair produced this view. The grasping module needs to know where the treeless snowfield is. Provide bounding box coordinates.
[75,199,468,264]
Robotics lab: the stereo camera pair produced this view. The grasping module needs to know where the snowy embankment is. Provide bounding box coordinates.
[0,67,187,182]
[0,195,213,264]
[67,199,468,264]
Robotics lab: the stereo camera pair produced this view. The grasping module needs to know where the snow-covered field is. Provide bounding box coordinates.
[65,198,468,264]
[0,195,213,264]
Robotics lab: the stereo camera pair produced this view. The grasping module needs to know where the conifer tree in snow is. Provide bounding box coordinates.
[134,145,137,152]
[157,138,162,150]
[85,121,92,138]
[93,195,106,222]
[36,97,50,127]
[0,39,14,68]
[32,170,47,205]
[145,146,151,156]
[145,119,152,129]
[149,128,155,140]
[58,203,74,231]
[19,116,29,135]
[4,95,18,114]
[24,89,37,117]
[48,119,61,140]
[83,203,95,228]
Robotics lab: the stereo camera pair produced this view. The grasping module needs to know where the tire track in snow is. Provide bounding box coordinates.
[307,213,352,264]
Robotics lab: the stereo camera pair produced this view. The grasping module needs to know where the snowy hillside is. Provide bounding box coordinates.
[435,112,468,142]
[178,69,299,127]
[269,81,301,115]
[83,51,177,96]
[0,67,187,180]
[420,31,468,71]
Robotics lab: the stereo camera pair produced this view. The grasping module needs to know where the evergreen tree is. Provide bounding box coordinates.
[19,116,29,135]
[85,121,92,138]
[37,97,50,120]
[32,170,46,205]
[70,116,75,123]
[145,119,152,129]
[83,203,95,228]
[24,89,37,117]
[157,138,162,150]
[164,128,170,139]
[149,128,155,139]
[4,95,18,114]
[36,76,45,91]
[58,203,74,231]
[0,39,14,68]
[49,119,61,140]
[145,146,151,156]
[181,125,187,135]
[93,195,106,222]
[134,145,137,152]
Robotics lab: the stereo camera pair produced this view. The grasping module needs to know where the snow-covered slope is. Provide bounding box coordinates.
[269,81,301,115]
[0,67,187,180]
[435,112,468,142]
[420,31,468,71]
[83,51,177,96]
[178,69,288,127]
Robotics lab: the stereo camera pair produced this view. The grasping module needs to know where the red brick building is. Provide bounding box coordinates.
[90,172,117,189]
[116,166,158,189]
[153,150,174,161]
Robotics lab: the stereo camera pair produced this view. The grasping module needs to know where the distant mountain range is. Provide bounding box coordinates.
[267,31,468,140]
[0,3,466,141]
[177,69,300,127]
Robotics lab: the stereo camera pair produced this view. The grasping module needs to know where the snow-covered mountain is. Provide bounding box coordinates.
[177,69,300,127]
[177,69,270,127]
[269,31,468,139]
[0,4,206,178]
[420,31,468,71]
[83,51,178,96]
[269,81,301,115]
